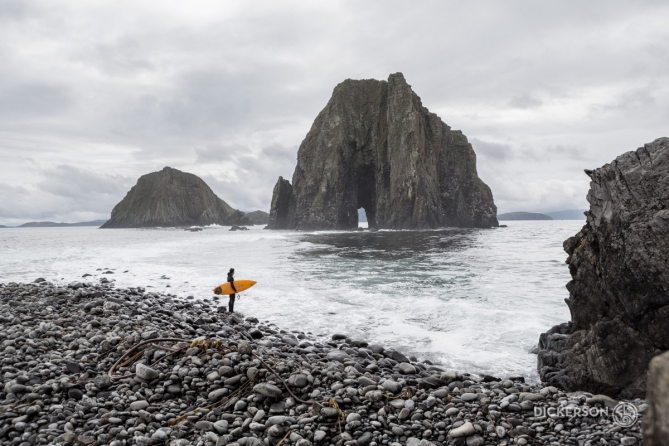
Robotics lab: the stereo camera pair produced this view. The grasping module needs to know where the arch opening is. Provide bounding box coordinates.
[358,208,367,228]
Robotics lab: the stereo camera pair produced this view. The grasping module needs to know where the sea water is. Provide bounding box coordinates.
[0,220,583,380]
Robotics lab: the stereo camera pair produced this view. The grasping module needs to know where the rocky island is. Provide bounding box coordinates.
[101,167,250,229]
[244,211,270,226]
[267,73,497,230]
[497,212,552,221]
[538,137,669,399]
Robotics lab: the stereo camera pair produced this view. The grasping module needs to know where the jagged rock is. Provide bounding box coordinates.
[538,137,669,398]
[267,73,497,230]
[267,177,294,229]
[101,167,250,228]
[643,351,669,445]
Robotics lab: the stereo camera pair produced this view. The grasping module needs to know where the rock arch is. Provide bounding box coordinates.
[267,73,498,230]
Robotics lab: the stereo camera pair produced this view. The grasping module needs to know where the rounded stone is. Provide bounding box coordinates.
[253,383,282,398]
[135,363,159,380]
[66,362,80,374]
[130,400,149,411]
[326,350,349,363]
[237,340,253,355]
[450,421,475,438]
[208,388,229,402]
[67,388,84,401]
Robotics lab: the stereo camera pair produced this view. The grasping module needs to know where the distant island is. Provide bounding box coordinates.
[19,220,108,228]
[498,209,587,221]
[546,209,586,220]
[245,210,269,225]
[498,212,553,221]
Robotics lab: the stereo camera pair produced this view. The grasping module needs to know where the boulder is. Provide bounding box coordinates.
[266,73,497,230]
[538,138,669,398]
[643,351,669,445]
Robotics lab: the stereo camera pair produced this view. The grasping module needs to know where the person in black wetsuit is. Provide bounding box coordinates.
[227,268,237,313]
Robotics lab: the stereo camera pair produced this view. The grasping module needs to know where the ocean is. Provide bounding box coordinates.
[0,220,583,381]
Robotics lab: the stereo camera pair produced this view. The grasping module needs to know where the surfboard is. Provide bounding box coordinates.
[213,280,257,295]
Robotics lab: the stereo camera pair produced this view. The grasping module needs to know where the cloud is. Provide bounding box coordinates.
[472,138,590,164]
[199,143,297,212]
[0,1,668,222]
[194,144,240,164]
[470,139,514,161]
[37,164,130,199]
[507,94,543,110]
[0,81,74,120]
[0,164,134,225]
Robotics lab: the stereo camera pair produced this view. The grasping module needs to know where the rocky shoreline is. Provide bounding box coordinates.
[1,280,646,446]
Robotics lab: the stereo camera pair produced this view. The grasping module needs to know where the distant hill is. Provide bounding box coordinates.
[245,210,269,225]
[498,212,553,221]
[0,225,7,228]
[546,209,587,220]
[19,220,108,228]
[102,167,250,228]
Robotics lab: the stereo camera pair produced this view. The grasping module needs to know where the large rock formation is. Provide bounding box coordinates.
[538,137,669,398]
[267,73,497,230]
[101,167,250,228]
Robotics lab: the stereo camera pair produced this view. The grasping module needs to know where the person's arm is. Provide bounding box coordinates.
[229,276,237,293]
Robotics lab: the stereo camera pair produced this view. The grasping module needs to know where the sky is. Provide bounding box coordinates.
[1,1,668,225]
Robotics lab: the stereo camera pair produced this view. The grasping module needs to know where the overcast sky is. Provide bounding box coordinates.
[1,1,667,224]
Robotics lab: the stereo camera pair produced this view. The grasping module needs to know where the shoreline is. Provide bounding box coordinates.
[0,280,645,445]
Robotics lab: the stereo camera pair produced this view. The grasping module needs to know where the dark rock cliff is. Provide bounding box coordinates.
[537,137,669,398]
[267,73,497,230]
[101,167,250,228]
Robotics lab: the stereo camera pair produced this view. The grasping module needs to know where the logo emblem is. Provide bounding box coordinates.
[612,402,638,427]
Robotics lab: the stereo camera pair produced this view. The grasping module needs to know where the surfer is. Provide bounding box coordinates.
[227,268,237,313]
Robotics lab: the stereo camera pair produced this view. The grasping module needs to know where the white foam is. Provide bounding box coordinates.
[0,221,580,379]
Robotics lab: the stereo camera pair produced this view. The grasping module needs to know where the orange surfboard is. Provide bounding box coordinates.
[213,280,257,295]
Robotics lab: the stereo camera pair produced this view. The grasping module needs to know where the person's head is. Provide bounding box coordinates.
[229,268,235,274]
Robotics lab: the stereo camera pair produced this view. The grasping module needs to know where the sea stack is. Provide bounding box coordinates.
[537,137,669,398]
[266,73,498,230]
[101,167,250,228]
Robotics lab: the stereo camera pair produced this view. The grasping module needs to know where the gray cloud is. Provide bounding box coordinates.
[0,165,133,225]
[0,81,74,119]
[1,0,668,223]
[472,139,590,164]
[200,143,297,212]
[507,94,543,110]
[37,164,131,199]
[194,144,241,164]
[470,139,514,161]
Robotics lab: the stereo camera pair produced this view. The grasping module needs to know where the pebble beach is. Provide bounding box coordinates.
[0,279,647,446]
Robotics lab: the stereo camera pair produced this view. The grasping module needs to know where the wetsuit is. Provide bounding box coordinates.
[227,272,237,313]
